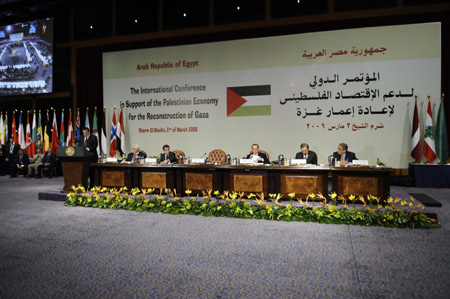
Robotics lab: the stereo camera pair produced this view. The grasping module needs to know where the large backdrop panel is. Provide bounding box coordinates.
[103,22,441,168]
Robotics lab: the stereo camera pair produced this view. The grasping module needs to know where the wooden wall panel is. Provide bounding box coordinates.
[231,174,264,193]
[281,175,322,196]
[341,176,379,196]
[101,170,125,187]
[142,172,167,189]
[185,173,214,190]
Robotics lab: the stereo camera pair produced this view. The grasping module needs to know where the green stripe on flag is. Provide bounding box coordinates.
[228,105,271,117]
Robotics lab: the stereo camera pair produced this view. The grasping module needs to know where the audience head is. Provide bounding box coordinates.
[251,143,259,154]
[163,144,170,155]
[337,143,348,155]
[132,144,140,154]
[36,148,42,154]
[300,143,309,154]
[47,147,52,153]
[18,148,24,154]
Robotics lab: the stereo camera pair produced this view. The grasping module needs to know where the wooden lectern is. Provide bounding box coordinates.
[57,146,96,193]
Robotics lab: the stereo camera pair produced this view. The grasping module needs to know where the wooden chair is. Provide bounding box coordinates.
[249,150,270,161]
[139,150,147,159]
[172,150,185,162]
[208,149,227,164]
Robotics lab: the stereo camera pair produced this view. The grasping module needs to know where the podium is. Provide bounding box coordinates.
[57,146,96,193]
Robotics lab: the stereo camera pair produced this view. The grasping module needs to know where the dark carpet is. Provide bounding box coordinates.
[0,176,449,298]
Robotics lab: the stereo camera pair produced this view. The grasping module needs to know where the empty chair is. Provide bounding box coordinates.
[208,149,227,164]
[172,150,185,162]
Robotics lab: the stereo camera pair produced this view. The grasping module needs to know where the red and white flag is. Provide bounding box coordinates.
[411,98,421,162]
[51,110,59,153]
[423,99,436,163]
[118,108,125,155]
[25,112,31,155]
[109,110,117,157]
[66,111,74,146]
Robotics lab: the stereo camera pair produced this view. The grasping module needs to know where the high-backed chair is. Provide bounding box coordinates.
[208,149,227,164]
[139,150,147,159]
[172,150,185,162]
[249,150,270,161]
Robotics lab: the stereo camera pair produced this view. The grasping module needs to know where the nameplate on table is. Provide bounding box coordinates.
[144,158,157,164]
[240,159,254,165]
[291,159,307,165]
[191,158,205,164]
[353,160,369,166]
[106,157,118,163]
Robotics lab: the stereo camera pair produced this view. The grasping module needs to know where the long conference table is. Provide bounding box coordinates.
[92,163,393,200]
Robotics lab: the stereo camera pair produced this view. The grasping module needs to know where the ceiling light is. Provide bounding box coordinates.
[183,13,187,17]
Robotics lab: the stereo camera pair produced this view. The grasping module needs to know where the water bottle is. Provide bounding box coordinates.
[179,155,184,164]
[187,156,191,165]
[226,154,231,164]
[278,154,284,165]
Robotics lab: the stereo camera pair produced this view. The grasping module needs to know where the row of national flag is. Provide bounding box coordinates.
[0,107,126,158]
[411,95,449,163]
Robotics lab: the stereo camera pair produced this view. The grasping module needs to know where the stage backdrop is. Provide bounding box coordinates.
[103,22,441,168]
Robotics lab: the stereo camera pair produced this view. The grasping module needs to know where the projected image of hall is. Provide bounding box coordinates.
[0,18,53,96]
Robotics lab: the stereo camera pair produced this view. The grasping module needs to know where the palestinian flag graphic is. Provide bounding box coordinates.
[227,85,271,117]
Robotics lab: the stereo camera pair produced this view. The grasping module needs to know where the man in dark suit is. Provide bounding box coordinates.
[246,143,270,164]
[332,143,357,165]
[160,144,176,164]
[36,147,57,178]
[14,148,30,176]
[5,139,20,177]
[77,127,98,187]
[295,143,318,165]
[124,144,147,163]
[77,127,98,155]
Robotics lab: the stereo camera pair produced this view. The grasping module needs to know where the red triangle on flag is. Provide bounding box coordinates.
[227,88,247,116]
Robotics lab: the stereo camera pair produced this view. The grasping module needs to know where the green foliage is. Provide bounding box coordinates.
[65,186,440,229]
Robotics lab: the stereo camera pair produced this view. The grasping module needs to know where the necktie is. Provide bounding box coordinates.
[132,154,136,162]
[341,154,344,162]
[165,155,168,160]
[10,144,14,154]
[305,154,308,160]
[84,138,87,146]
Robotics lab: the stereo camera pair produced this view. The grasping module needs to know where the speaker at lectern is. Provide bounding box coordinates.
[57,146,96,192]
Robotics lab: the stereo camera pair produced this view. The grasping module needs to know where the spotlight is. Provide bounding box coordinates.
[89,25,93,29]
[237,6,240,10]
[134,19,138,23]
[183,13,187,17]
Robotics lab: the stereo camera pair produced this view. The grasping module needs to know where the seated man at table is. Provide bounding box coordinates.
[124,144,146,163]
[332,143,357,165]
[160,144,177,164]
[295,143,318,165]
[246,144,270,164]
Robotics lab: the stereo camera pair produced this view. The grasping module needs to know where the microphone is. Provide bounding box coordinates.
[200,152,207,159]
